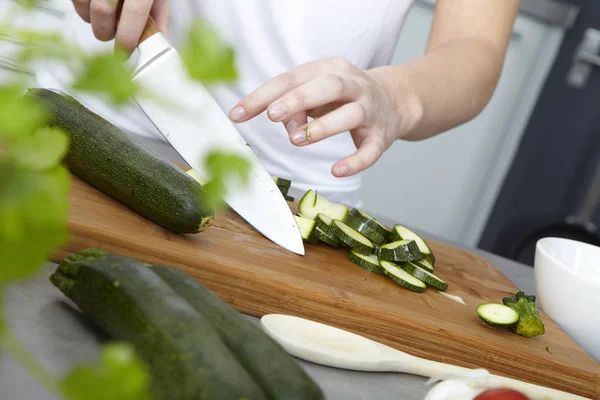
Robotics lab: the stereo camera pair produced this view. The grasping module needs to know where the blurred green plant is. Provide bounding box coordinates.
[0,2,248,399]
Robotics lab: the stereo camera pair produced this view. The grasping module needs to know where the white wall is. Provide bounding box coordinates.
[358,1,566,247]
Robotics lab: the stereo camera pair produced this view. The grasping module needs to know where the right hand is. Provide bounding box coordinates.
[71,0,170,53]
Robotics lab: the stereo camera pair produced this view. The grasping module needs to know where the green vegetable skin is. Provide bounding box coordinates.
[150,265,325,400]
[26,88,214,234]
[50,249,267,400]
[502,291,545,338]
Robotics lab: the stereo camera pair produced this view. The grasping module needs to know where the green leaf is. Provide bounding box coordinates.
[203,151,251,209]
[180,20,238,83]
[72,52,137,104]
[0,163,69,284]
[0,84,49,140]
[2,127,69,170]
[61,342,154,400]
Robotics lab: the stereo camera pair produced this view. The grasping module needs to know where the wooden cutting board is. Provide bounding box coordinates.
[52,174,600,399]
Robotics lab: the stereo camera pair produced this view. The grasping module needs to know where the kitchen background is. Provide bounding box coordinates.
[2,0,598,267]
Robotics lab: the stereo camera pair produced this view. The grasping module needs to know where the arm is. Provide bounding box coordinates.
[372,0,521,141]
[231,0,520,177]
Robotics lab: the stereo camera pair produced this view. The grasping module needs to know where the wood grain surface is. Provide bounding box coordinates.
[52,175,600,399]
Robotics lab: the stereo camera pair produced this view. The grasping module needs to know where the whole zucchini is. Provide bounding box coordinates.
[50,249,267,400]
[26,88,213,234]
[150,265,325,400]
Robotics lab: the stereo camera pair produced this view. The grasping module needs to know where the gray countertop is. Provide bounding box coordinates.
[0,137,539,400]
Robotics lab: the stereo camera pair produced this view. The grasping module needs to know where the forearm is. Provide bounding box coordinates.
[371,37,507,141]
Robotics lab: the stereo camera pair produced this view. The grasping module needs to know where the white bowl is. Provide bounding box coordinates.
[535,237,600,363]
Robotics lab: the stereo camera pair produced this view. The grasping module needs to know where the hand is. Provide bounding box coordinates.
[228,57,420,178]
[71,0,170,53]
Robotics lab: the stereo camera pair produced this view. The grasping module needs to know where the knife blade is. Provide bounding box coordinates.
[128,19,305,255]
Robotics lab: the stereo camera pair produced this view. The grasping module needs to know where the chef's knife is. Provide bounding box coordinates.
[126,18,305,255]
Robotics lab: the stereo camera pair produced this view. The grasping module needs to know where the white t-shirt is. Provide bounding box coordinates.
[36,0,414,207]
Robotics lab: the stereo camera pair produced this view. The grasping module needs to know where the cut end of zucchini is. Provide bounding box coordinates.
[349,251,384,274]
[298,190,349,221]
[390,224,435,266]
[185,168,210,185]
[198,215,214,232]
[476,303,519,328]
[331,220,374,255]
[401,262,447,291]
[294,215,318,244]
[379,261,426,292]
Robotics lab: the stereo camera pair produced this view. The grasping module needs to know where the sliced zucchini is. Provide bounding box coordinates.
[315,213,335,236]
[413,258,434,273]
[294,215,318,244]
[377,240,422,262]
[272,176,291,188]
[476,303,520,328]
[330,220,374,255]
[349,251,384,274]
[277,185,290,197]
[283,194,295,202]
[343,212,388,246]
[298,190,349,221]
[379,261,426,292]
[314,227,341,248]
[345,208,389,243]
[390,224,435,266]
[400,262,447,291]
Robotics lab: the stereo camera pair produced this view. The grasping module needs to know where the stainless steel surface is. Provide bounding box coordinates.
[567,28,600,89]
[0,138,540,400]
[417,0,579,29]
[131,33,305,256]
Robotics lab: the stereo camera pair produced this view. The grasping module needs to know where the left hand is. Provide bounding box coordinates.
[228,57,416,178]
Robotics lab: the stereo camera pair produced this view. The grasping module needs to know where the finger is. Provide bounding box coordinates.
[114,0,154,53]
[229,58,335,122]
[283,112,308,135]
[307,104,336,119]
[266,73,361,123]
[72,0,91,22]
[150,0,170,35]
[89,0,119,41]
[289,102,366,146]
[332,139,383,177]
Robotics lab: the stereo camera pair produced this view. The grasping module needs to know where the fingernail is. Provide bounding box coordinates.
[230,106,246,121]
[268,103,286,120]
[336,164,349,176]
[286,120,297,133]
[291,131,307,145]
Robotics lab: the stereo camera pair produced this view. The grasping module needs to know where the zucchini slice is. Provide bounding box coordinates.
[314,227,341,248]
[476,303,520,328]
[315,213,336,236]
[294,215,318,244]
[379,261,426,292]
[377,239,422,262]
[283,194,295,202]
[400,262,447,291]
[298,190,349,221]
[331,220,375,255]
[343,211,388,246]
[272,176,291,188]
[413,258,434,273]
[390,224,435,266]
[349,251,384,274]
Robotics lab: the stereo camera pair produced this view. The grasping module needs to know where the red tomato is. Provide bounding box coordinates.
[474,388,529,400]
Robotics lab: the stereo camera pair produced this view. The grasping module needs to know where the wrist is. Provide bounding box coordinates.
[368,65,424,141]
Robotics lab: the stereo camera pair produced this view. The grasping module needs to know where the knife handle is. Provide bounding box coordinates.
[115,1,160,49]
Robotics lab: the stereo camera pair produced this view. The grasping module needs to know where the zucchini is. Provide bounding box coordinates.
[185,167,210,185]
[297,190,349,221]
[278,186,290,196]
[272,176,291,188]
[379,261,426,292]
[150,265,325,400]
[314,227,341,248]
[315,213,335,236]
[27,88,214,234]
[344,208,389,245]
[400,261,447,291]
[330,220,375,255]
[294,215,318,244]
[283,194,295,202]
[390,224,435,265]
[413,258,434,273]
[377,240,422,262]
[349,251,384,274]
[502,291,545,338]
[476,303,520,328]
[50,249,267,400]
